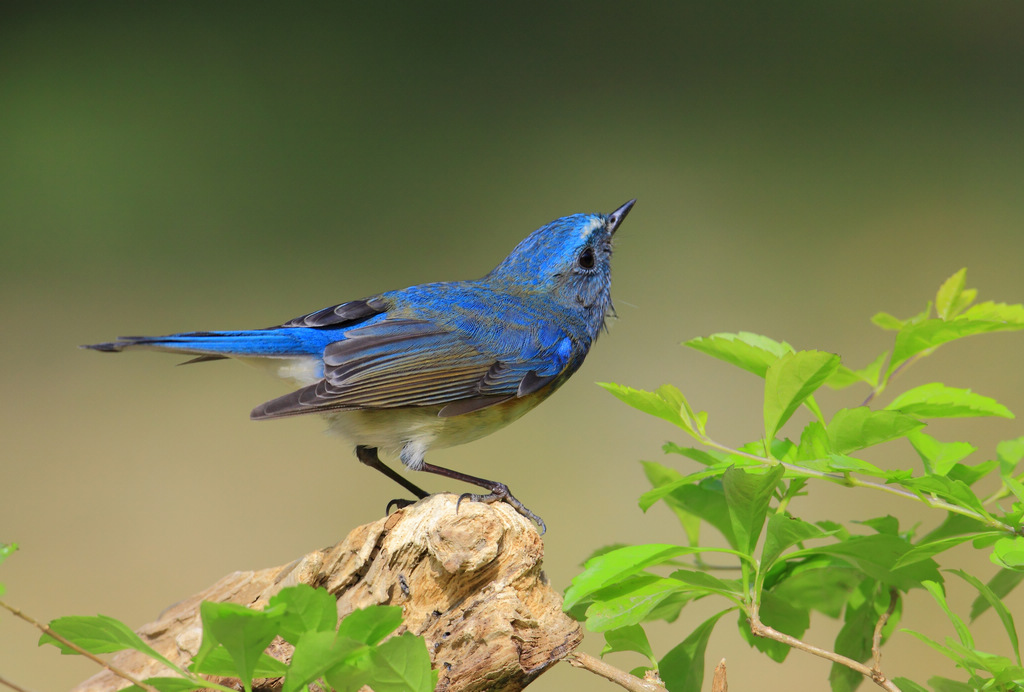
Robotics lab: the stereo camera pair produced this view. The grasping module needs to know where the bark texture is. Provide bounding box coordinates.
[73,494,582,692]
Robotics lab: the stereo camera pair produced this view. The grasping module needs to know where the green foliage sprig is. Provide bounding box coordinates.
[568,269,1024,692]
[1,581,435,692]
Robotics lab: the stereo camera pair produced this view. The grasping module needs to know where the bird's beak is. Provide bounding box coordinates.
[607,199,636,236]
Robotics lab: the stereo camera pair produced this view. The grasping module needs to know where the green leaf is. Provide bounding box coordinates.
[889,310,1024,375]
[827,577,901,692]
[935,268,972,320]
[857,515,899,536]
[922,581,973,648]
[949,568,1020,665]
[871,312,906,331]
[564,544,750,610]
[907,429,975,476]
[598,382,691,433]
[724,465,785,555]
[826,407,924,455]
[795,421,831,461]
[928,676,987,692]
[943,640,1024,681]
[830,581,891,692]
[959,300,1024,324]
[584,576,690,632]
[269,584,338,644]
[668,569,743,601]
[824,454,887,477]
[991,536,1024,570]
[651,482,739,548]
[658,610,731,692]
[788,534,940,590]
[970,569,1024,621]
[194,601,285,692]
[886,383,1014,419]
[662,442,727,465]
[954,454,1002,485]
[602,624,656,665]
[891,677,930,692]
[770,562,861,618]
[685,332,792,377]
[893,532,1002,570]
[644,592,692,625]
[282,631,365,692]
[826,352,888,391]
[190,647,288,679]
[997,436,1024,470]
[640,461,702,544]
[921,513,990,545]
[360,632,438,692]
[901,628,955,659]
[40,614,181,674]
[761,513,827,573]
[638,467,741,516]
[337,605,403,646]
[897,475,991,518]
[763,351,841,441]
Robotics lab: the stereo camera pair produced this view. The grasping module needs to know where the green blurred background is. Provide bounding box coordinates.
[3,3,1023,690]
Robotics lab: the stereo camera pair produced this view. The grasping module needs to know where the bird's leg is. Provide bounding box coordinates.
[418,462,546,535]
[354,446,430,513]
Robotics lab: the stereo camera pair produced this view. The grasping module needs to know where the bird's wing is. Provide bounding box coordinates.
[251,317,565,419]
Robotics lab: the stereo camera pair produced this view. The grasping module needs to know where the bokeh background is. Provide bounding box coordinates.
[3,3,1023,690]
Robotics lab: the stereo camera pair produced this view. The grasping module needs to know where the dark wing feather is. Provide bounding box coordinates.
[279,298,389,329]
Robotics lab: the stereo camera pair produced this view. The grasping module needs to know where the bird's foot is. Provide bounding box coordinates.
[456,483,546,535]
[385,497,419,514]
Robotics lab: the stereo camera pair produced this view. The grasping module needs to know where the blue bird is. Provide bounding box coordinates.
[84,200,636,533]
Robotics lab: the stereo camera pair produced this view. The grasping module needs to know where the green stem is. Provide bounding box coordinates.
[699,438,1018,535]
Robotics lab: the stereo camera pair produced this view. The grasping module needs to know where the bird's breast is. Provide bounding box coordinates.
[323,384,559,469]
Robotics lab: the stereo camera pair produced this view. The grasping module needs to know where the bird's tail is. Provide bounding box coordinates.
[81,329,316,361]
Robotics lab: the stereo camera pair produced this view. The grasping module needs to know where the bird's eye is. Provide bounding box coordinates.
[578,248,596,269]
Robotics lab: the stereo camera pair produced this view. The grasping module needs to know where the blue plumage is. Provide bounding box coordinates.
[84,200,636,532]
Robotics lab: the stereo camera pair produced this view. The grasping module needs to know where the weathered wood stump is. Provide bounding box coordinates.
[74,494,582,691]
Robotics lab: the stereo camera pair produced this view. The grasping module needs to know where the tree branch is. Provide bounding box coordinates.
[565,652,664,692]
[71,494,582,692]
[749,604,901,692]
[872,589,900,675]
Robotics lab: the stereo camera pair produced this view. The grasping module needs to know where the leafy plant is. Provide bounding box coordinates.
[568,269,1024,691]
[2,582,435,692]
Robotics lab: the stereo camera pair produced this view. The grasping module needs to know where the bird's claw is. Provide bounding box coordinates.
[386,497,418,514]
[456,485,546,535]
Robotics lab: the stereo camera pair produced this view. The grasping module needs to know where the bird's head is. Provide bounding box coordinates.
[487,200,635,330]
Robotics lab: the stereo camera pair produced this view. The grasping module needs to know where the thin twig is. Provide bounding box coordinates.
[749,604,901,692]
[872,589,900,675]
[566,652,665,692]
[0,600,160,692]
[0,674,37,692]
